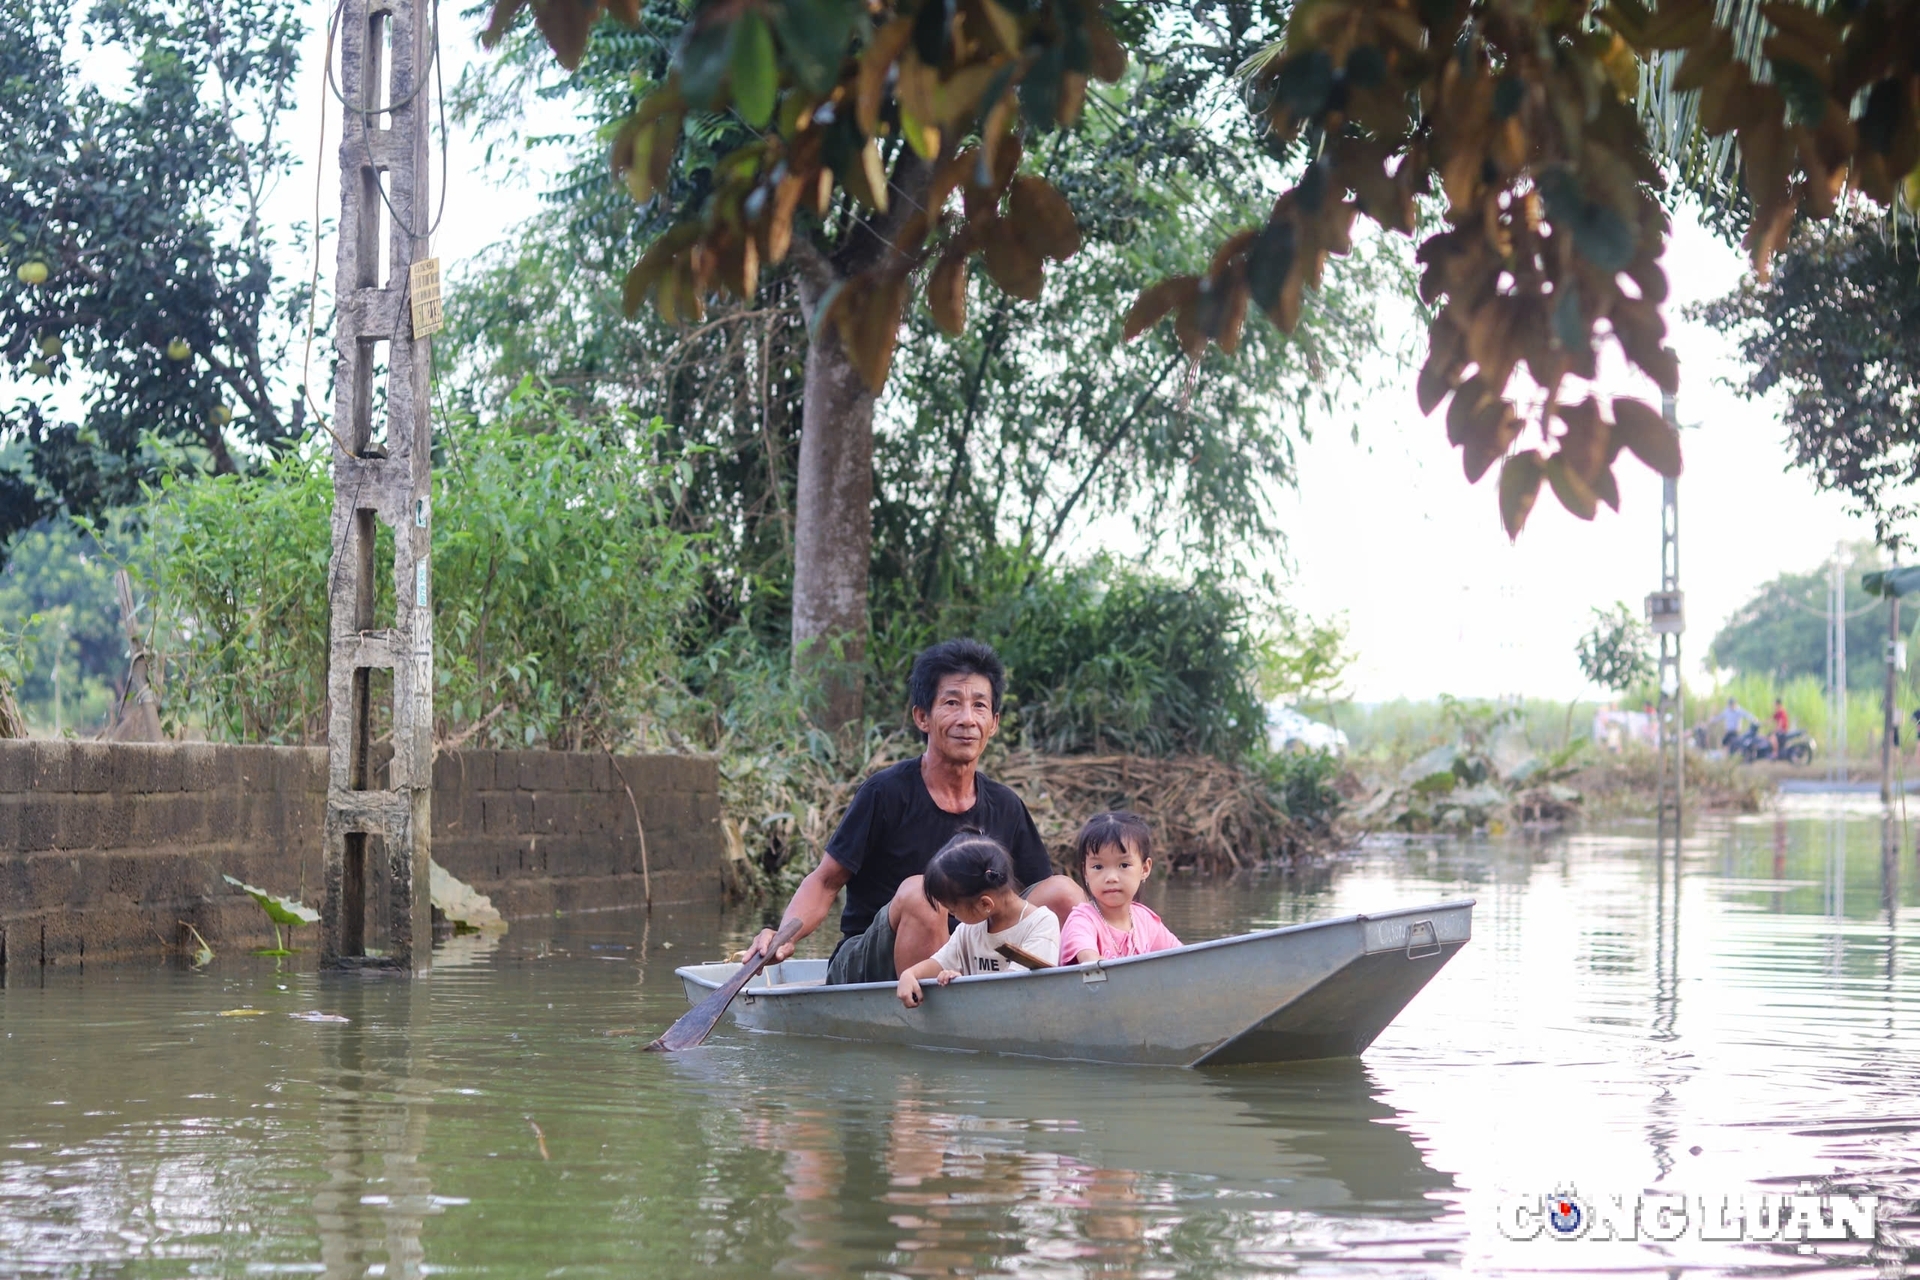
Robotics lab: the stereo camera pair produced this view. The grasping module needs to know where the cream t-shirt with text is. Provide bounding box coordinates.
[928,902,1061,976]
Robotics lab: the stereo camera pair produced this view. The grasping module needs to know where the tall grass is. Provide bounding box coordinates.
[1322,696,1598,760]
[1324,674,1901,766]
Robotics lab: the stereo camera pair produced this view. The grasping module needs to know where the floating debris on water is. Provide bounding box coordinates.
[289,1011,350,1024]
[216,1008,266,1018]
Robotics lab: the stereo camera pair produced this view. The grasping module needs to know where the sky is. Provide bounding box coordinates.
[53,4,1896,705]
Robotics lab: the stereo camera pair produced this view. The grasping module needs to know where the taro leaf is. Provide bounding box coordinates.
[678,20,733,109]
[730,12,778,128]
[223,874,321,928]
[430,861,508,934]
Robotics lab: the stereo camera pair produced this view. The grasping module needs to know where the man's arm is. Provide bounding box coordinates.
[747,853,853,963]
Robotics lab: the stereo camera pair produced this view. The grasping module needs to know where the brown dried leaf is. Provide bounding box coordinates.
[1008,176,1082,261]
[1672,28,1734,92]
[483,0,530,48]
[1500,450,1545,538]
[1545,454,1599,520]
[836,272,910,392]
[530,0,601,71]
[858,20,914,136]
[1124,275,1199,342]
[928,247,968,335]
[1611,396,1683,476]
[1086,15,1128,83]
[980,217,1043,301]
[1215,280,1251,355]
[1555,396,1612,481]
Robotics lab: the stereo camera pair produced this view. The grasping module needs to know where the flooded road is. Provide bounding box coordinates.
[3,798,1918,1276]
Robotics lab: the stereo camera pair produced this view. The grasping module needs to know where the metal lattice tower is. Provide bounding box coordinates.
[1827,548,1848,785]
[1650,392,1684,842]
[320,0,435,972]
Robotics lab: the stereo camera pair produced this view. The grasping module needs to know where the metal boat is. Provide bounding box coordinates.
[673,898,1473,1067]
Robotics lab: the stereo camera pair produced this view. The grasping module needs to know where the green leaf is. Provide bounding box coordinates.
[730,12,777,128]
[223,874,321,928]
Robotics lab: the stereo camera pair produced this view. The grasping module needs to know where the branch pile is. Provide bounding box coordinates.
[995,751,1323,875]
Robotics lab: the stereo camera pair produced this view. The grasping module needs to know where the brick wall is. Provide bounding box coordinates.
[0,741,723,969]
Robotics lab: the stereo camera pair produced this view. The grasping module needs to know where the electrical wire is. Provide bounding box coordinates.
[325,0,451,244]
[299,0,451,455]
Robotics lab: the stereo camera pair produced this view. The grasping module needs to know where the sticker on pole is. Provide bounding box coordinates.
[409,257,444,338]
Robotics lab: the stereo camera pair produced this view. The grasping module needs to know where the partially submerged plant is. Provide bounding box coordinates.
[179,920,214,968]
[222,875,320,955]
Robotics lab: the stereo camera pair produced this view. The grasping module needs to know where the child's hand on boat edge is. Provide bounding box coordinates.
[896,969,963,1008]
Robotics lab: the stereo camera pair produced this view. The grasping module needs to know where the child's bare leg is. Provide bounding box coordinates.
[888,876,949,976]
[1025,874,1087,926]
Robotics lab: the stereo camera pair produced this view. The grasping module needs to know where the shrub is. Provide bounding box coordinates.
[137,382,704,748]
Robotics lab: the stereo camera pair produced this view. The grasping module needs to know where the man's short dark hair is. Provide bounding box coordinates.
[908,639,1006,725]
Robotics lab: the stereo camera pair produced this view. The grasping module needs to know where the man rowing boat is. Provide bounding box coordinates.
[746,639,1087,984]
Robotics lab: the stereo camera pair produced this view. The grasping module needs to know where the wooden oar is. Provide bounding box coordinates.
[646,918,804,1052]
[995,943,1053,971]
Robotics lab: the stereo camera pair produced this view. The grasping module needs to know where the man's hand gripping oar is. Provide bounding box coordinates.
[644,917,805,1052]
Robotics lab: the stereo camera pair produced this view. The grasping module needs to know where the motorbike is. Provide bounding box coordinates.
[1724,725,1814,765]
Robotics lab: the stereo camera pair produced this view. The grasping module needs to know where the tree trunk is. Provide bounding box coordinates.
[791,298,875,733]
[785,154,931,735]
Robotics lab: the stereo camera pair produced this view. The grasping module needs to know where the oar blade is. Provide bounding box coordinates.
[643,919,803,1052]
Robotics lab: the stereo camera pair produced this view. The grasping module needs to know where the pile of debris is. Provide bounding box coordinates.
[996,752,1325,874]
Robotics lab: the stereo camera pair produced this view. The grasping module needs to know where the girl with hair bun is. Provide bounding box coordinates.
[895,831,1061,1008]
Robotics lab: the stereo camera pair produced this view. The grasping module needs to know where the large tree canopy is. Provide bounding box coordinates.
[1707,546,1892,688]
[1694,221,1920,549]
[485,0,1920,551]
[0,0,305,553]
[452,0,1402,647]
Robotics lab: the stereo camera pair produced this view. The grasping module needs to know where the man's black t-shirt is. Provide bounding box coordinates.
[826,757,1051,937]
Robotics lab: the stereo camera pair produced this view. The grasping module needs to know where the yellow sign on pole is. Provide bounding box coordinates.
[409,256,443,338]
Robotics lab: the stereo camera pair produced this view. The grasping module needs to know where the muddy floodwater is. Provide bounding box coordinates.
[4,797,1919,1277]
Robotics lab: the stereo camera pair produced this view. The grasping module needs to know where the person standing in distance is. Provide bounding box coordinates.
[746,639,1086,983]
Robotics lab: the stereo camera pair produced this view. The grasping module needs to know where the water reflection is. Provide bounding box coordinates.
[664,1040,1454,1276]
[3,811,1919,1277]
[313,981,437,1280]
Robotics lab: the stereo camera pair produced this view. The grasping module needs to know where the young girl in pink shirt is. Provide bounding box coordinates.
[1059,811,1182,965]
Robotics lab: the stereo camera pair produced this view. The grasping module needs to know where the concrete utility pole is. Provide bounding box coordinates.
[1647,392,1685,843]
[320,0,438,972]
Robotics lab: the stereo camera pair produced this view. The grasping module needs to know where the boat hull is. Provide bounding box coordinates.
[673,899,1472,1067]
